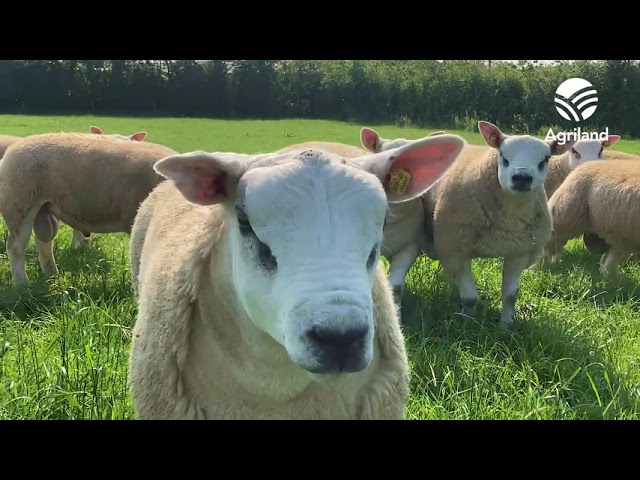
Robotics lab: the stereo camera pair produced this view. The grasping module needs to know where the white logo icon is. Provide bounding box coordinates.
[554,77,598,122]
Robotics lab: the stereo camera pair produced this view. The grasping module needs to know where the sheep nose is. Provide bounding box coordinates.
[304,324,370,373]
[511,173,533,191]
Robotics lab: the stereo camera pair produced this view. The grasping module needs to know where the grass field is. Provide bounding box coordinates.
[0,114,639,420]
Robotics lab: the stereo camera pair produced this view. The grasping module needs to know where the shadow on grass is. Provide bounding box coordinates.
[539,247,640,309]
[0,239,134,322]
[398,281,638,419]
[54,240,114,277]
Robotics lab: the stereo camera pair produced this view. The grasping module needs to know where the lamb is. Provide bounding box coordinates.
[128,133,465,419]
[0,132,177,287]
[542,135,620,256]
[544,135,621,199]
[422,121,576,327]
[581,146,640,255]
[69,125,150,249]
[544,159,640,278]
[1,127,150,250]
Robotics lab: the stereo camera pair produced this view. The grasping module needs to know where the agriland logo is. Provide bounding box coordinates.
[554,77,598,121]
[546,77,607,145]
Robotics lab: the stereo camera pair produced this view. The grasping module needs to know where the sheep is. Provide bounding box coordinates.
[580,145,640,255]
[541,135,621,257]
[421,121,576,328]
[0,132,178,287]
[543,159,640,278]
[1,128,149,250]
[68,126,150,249]
[357,128,447,318]
[544,135,621,199]
[128,133,466,419]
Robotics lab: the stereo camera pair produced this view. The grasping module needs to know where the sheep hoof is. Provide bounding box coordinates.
[13,275,30,288]
[498,319,513,329]
[460,299,477,318]
[599,264,618,280]
[43,265,59,278]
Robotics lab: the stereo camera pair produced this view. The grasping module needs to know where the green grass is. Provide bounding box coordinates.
[1,113,639,420]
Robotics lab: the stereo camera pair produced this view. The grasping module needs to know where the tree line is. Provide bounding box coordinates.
[0,60,638,137]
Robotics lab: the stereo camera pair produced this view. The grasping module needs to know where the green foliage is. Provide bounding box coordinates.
[0,60,638,136]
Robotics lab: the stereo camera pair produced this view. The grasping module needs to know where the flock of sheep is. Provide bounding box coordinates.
[0,119,636,420]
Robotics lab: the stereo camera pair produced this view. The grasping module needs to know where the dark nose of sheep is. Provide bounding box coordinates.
[511,173,533,192]
[303,323,370,374]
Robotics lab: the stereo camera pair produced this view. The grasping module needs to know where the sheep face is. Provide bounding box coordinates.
[567,136,621,170]
[153,134,465,377]
[478,121,577,195]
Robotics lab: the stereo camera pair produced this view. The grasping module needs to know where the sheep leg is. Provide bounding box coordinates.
[387,242,420,321]
[500,255,530,328]
[71,229,88,249]
[442,257,478,317]
[6,207,42,287]
[599,247,631,279]
[35,239,59,277]
[6,229,31,286]
[543,231,573,264]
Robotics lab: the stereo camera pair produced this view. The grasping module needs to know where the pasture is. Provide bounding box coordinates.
[0,114,639,420]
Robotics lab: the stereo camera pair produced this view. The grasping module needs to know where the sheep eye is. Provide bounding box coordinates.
[366,243,379,270]
[538,156,550,170]
[501,154,510,167]
[236,207,252,235]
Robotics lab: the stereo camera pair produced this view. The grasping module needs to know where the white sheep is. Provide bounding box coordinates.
[423,121,576,327]
[544,159,640,277]
[358,128,447,318]
[69,126,150,249]
[544,135,621,199]
[0,132,177,287]
[544,135,621,256]
[128,133,465,419]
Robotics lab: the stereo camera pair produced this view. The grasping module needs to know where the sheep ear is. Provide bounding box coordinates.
[360,127,382,152]
[130,131,147,141]
[478,121,506,149]
[358,134,465,203]
[90,126,103,134]
[429,131,446,136]
[547,137,576,155]
[602,135,621,147]
[153,151,250,206]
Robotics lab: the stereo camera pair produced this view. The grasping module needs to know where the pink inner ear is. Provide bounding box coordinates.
[361,129,379,151]
[90,126,103,134]
[604,135,621,146]
[478,122,501,148]
[130,132,147,141]
[384,142,460,198]
[195,173,227,201]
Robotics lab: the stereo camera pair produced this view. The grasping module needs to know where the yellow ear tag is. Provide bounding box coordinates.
[388,168,412,195]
